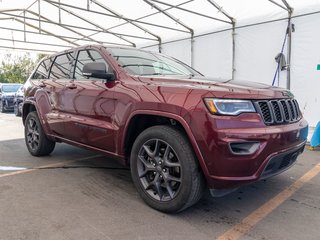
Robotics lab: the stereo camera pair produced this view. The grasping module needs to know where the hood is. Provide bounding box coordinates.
[137,76,292,99]
[2,92,16,97]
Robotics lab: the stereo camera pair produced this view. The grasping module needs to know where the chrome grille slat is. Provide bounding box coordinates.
[255,99,302,125]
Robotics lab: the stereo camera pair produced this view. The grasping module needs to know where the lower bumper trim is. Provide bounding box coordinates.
[260,141,306,180]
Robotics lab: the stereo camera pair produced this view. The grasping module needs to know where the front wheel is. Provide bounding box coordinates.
[130,125,205,213]
[0,101,5,113]
[14,102,21,116]
[25,111,56,156]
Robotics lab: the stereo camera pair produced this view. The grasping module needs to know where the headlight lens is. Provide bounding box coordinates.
[204,98,256,115]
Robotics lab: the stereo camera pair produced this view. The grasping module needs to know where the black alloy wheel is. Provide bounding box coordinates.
[137,138,182,202]
[130,125,205,213]
[25,111,55,156]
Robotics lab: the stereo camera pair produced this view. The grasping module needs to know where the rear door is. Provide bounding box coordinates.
[61,48,116,152]
[42,52,75,137]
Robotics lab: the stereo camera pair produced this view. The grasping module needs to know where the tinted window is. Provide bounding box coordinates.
[50,52,74,79]
[74,50,109,79]
[2,85,22,92]
[107,48,200,77]
[33,58,52,79]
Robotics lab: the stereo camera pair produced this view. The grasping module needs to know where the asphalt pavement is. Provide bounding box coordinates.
[0,112,319,240]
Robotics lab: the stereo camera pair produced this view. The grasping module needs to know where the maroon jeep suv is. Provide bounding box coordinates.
[23,45,308,213]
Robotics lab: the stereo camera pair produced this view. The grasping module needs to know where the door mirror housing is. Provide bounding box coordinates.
[82,62,115,81]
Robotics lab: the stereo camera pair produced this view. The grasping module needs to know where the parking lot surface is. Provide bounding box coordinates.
[0,112,319,240]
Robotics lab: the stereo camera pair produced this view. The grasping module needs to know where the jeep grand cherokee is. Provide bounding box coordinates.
[23,45,308,213]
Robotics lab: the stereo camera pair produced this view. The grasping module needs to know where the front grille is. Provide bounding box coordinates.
[255,99,301,125]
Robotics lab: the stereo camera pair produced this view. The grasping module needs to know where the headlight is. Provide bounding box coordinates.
[204,98,256,115]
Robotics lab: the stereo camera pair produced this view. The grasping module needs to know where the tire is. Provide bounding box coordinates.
[0,101,5,113]
[25,111,56,156]
[14,102,21,116]
[130,125,205,213]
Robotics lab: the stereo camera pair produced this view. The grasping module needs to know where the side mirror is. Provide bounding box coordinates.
[82,62,115,81]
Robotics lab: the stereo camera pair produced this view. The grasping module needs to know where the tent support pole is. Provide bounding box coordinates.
[207,0,236,79]
[286,10,292,89]
[92,0,161,51]
[38,0,41,33]
[58,0,61,24]
[44,0,189,33]
[191,34,194,67]
[232,22,236,80]
[23,10,26,41]
[281,0,293,90]
[144,0,194,66]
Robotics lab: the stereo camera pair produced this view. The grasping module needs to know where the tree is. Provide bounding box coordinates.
[0,53,46,84]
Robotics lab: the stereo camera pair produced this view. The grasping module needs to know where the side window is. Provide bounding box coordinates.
[33,58,52,79]
[49,52,74,79]
[74,50,110,79]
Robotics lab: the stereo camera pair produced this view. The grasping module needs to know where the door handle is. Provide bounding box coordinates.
[39,81,46,88]
[66,83,77,89]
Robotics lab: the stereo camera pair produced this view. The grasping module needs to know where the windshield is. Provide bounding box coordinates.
[2,84,22,93]
[107,48,201,77]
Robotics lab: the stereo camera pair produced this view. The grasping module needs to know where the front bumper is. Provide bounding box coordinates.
[2,97,14,110]
[189,112,308,190]
[260,140,305,179]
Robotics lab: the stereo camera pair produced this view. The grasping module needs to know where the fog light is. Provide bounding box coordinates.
[229,142,260,155]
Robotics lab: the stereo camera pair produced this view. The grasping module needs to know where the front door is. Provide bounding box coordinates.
[61,49,116,153]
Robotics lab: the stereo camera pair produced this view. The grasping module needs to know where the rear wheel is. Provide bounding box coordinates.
[25,111,55,156]
[130,125,205,213]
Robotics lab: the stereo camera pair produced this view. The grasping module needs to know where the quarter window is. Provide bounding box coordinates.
[50,52,74,79]
[33,58,53,79]
[74,50,109,79]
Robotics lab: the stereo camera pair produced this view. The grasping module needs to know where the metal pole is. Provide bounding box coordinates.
[287,11,292,89]
[14,18,80,46]
[0,25,132,46]
[0,10,157,41]
[267,0,288,11]
[143,0,194,66]
[281,0,294,90]
[44,2,137,46]
[58,0,61,24]
[191,34,194,67]
[23,10,26,41]
[106,0,194,31]
[0,36,74,48]
[207,0,236,79]
[43,0,189,33]
[207,0,234,23]
[232,22,236,79]
[92,0,162,51]
[38,0,41,33]
[148,0,231,24]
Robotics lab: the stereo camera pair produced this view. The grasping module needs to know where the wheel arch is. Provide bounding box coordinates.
[22,100,37,125]
[121,110,210,177]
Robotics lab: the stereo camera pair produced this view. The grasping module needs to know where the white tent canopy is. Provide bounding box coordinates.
[0,0,319,52]
[0,0,320,129]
